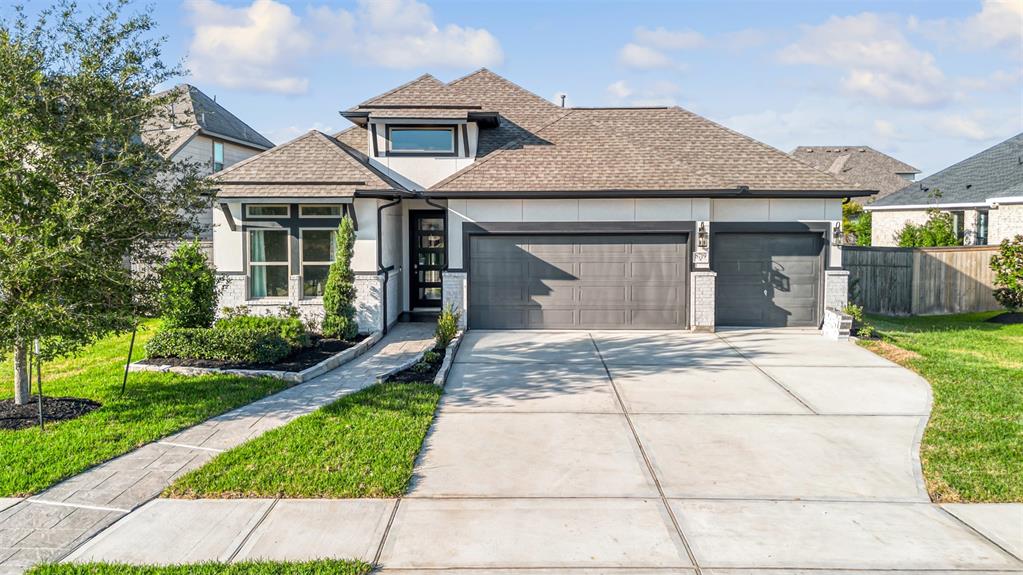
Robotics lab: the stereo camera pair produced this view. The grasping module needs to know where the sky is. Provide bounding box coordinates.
[16,0,1023,176]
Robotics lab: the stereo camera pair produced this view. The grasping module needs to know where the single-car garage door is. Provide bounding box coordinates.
[469,234,688,329]
[714,233,823,327]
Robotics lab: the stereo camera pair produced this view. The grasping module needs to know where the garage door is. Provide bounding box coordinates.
[714,233,823,327]
[469,234,688,329]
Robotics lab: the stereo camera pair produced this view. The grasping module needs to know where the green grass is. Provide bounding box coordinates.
[26,559,371,574]
[860,311,1023,503]
[165,382,442,499]
[1,321,291,497]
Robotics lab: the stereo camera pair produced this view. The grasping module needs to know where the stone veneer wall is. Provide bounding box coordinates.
[689,271,716,332]
[870,209,929,247]
[824,269,850,312]
[441,271,468,329]
[990,203,1023,244]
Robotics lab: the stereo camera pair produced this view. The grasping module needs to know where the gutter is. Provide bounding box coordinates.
[865,197,1023,211]
[376,197,402,335]
[422,188,876,200]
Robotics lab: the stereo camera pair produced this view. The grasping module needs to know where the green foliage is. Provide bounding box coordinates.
[145,328,290,364]
[842,202,872,246]
[26,559,372,575]
[422,350,441,364]
[160,241,221,328]
[435,304,461,349]
[410,361,432,373]
[990,235,1023,312]
[322,216,358,340]
[896,209,960,247]
[842,303,875,338]
[0,2,212,401]
[215,316,310,350]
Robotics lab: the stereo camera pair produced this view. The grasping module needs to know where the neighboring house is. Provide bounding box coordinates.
[210,70,871,332]
[144,84,274,238]
[791,146,919,204]
[866,133,1023,247]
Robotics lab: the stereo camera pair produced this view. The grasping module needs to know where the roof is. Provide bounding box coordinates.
[791,146,919,201]
[429,106,863,194]
[870,133,1023,208]
[144,84,274,157]
[211,130,400,198]
[345,74,482,121]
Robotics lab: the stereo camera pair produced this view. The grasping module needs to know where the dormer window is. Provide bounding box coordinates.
[387,126,456,155]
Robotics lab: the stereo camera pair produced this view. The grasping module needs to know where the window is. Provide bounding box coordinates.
[212,141,224,172]
[388,126,455,154]
[951,211,966,243]
[248,230,289,299]
[301,229,335,297]
[977,210,989,245]
[246,205,289,218]
[300,205,342,217]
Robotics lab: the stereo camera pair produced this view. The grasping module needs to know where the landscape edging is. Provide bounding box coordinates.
[432,331,464,386]
[129,330,383,383]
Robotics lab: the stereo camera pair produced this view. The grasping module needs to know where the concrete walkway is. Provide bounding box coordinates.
[0,323,435,575]
[58,329,1023,572]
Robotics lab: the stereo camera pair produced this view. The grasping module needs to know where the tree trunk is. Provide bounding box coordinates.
[13,341,30,405]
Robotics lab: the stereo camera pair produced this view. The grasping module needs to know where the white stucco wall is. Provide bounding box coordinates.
[367,121,478,190]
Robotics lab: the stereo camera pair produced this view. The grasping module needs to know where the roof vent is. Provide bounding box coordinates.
[560,94,566,108]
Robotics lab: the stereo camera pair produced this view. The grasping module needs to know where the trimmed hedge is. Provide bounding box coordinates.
[145,328,291,364]
[215,316,311,349]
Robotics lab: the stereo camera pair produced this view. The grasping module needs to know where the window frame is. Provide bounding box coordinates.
[299,227,337,299]
[245,204,290,218]
[385,125,457,156]
[976,210,990,245]
[212,140,225,172]
[299,204,343,218]
[247,228,291,300]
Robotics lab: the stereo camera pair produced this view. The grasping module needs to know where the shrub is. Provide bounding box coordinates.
[843,303,875,339]
[215,315,311,349]
[159,240,222,328]
[322,216,358,340]
[435,304,461,349]
[896,210,960,247]
[410,361,432,373]
[422,350,442,364]
[145,328,290,364]
[991,235,1023,312]
[843,202,872,246]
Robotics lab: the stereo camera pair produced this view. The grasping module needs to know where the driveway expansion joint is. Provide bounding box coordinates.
[712,332,817,414]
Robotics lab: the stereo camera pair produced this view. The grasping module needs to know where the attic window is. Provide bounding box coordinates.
[387,126,456,154]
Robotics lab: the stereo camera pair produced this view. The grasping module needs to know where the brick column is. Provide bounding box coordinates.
[690,270,717,332]
[824,269,850,312]
[442,271,468,329]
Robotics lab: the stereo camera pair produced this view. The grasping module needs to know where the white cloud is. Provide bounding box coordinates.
[185,0,503,94]
[722,28,770,51]
[606,79,680,106]
[606,80,633,99]
[873,119,897,140]
[778,13,949,107]
[934,114,995,141]
[917,0,1023,52]
[618,43,674,69]
[634,26,705,50]
[264,121,337,144]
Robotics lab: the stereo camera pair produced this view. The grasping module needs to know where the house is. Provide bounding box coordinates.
[210,70,871,332]
[145,84,274,238]
[866,133,1023,247]
[791,146,919,204]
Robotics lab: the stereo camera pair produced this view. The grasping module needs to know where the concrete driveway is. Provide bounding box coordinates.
[383,329,1023,571]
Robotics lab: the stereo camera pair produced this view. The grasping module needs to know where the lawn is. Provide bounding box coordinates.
[27,560,370,575]
[0,321,291,497]
[165,381,442,499]
[860,311,1023,503]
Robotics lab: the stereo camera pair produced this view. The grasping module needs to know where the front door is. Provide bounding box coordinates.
[410,210,445,308]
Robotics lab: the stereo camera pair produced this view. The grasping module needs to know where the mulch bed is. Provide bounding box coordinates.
[141,334,367,372]
[386,348,446,384]
[0,396,101,430]
[987,312,1023,325]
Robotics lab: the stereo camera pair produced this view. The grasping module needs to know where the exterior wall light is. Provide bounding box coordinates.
[831,221,843,246]
[697,222,709,249]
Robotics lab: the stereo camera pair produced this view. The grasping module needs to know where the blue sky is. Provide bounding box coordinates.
[22,0,1023,176]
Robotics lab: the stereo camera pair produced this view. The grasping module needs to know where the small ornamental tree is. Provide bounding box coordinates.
[322,215,358,340]
[843,202,872,246]
[896,209,960,247]
[159,241,222,328]
[990,235,1023,312]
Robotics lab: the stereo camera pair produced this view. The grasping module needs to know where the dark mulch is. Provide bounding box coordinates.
[141,334,367,373]
[987,312,1023,325]
[386,348,446,384]
[0,396,102,430]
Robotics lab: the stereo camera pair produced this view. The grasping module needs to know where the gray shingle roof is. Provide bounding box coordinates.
[145,84,274,157]
[870,133,1023,207]
[791,146,919,201]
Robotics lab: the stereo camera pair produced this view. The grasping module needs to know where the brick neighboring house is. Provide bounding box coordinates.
[791,146,920,205]
[866,133,1023,247]
[209,70,873,332]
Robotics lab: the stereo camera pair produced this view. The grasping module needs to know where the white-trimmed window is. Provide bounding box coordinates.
[301,228,336,297]
[246,204,289,218]
[248,229,289,299]
[300,204,342,218]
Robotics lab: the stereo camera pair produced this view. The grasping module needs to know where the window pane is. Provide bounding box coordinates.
[303,265,330,297]
[418,218,443,231]
[301,205,341,217]
[419,287,442,302]
[390,128,454,152]
[302,230,335,262]
[213,142,224,172]
[419,235,443,248]
[249,265,288,298]
[419,270,441,283]
[417,252,443,266]
[248,205,289,217]
[250,230,288,262]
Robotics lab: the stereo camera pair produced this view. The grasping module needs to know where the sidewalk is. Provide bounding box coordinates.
[0,323,436,575]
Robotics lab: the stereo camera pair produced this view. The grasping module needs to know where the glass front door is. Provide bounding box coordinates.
[410,210,445,308]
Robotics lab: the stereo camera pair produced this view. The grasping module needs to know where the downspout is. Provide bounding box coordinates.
[377,197,402,334]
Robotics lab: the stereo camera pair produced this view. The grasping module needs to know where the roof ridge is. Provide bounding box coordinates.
[793,145,920,173]
[317,132,408,191]
[186,85,274,149]
[357,73,438,107]
[446,68,560,111]
[919,132,1022,183]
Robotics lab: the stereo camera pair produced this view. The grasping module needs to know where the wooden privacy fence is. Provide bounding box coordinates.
[843,246,1001,316]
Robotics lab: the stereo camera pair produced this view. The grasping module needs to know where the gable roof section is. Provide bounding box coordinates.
[429,106,864,195]
[792,146,919,200]
[347,74,483,120]
[212,130,402,198]
[145,84,274,157]
[870,133,1023,208]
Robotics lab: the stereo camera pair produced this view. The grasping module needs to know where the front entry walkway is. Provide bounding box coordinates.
[58,329,1023,572]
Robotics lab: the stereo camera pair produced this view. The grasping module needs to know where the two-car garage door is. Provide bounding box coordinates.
[468,235,688,329]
